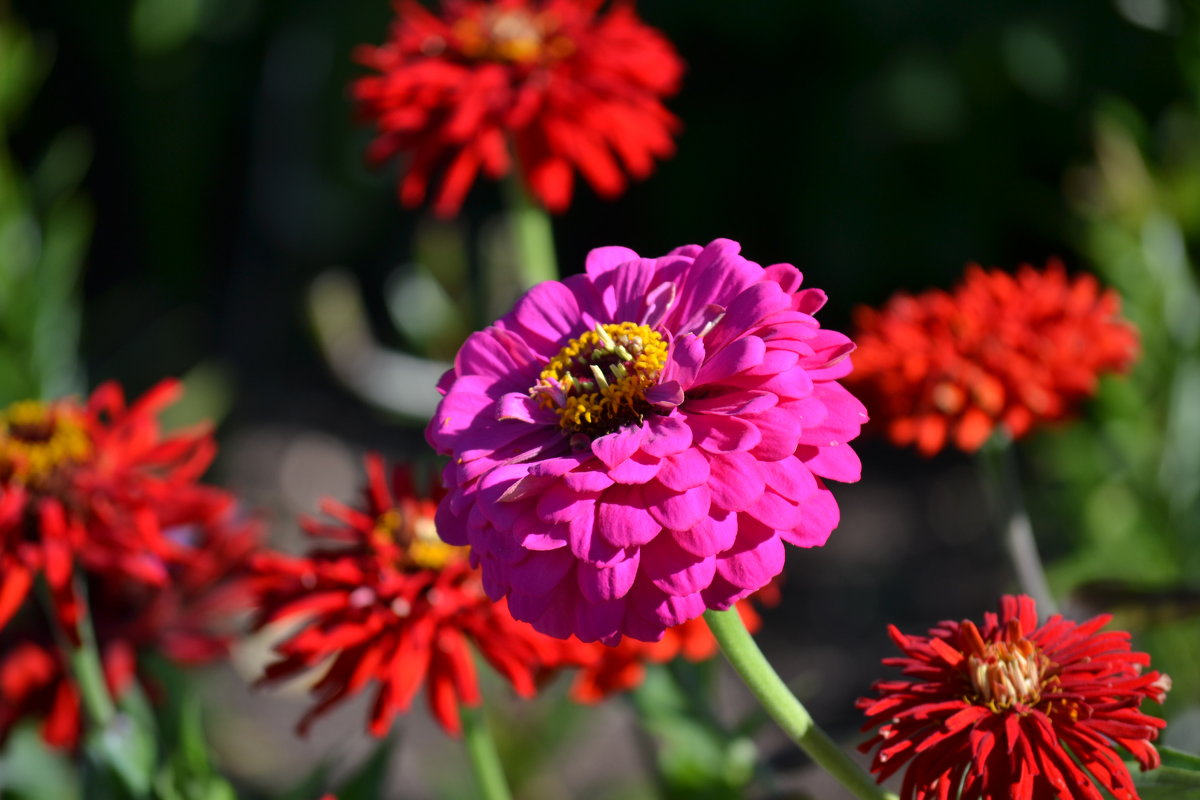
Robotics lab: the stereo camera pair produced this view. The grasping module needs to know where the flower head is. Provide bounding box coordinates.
[353,0,683,216]
[859,595,1169,800]
[0,503,260,750]
[0,380,221,638]
[847,260,1137,455]
[427,239,866,642]
[252,454,561,737]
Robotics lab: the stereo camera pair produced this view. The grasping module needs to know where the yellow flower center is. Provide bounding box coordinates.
[967,636,1047,711]
[534,322,669,436]
[453,9,574,64]
[374,507,467,571]
[0,400,91,488]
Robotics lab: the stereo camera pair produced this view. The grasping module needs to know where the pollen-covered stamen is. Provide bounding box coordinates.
[374,506,467,572]
[0,400,91,487]
[453,8,574,64]
[533,322,669,436]
[964,620,1048,711]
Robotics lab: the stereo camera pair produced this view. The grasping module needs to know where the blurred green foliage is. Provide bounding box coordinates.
[1034,40,1200,713]
[0,10,90,404]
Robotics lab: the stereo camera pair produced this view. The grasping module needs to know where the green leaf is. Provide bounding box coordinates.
[1133,747,1200,799]
[84,683,160,800]
[0,724,82,800]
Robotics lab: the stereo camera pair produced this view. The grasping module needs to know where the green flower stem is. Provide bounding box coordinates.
[38,579,115,728]
[502,173,559,287]
[460,705,514,800]
[704,608,897,800]
[978,438,1058,615]
[69,607,117,729]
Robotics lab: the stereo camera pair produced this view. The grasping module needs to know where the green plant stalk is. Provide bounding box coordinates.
[977,439,1057,615]
[38,579,115,728]
[460,705,514,800]
[704,608,898,800]
[502,173,559,287]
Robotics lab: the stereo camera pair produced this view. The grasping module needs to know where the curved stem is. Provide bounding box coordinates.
[502,173,559,288]
[977,439,1058,614]
[704,608,897,800]
[460,705,513,800]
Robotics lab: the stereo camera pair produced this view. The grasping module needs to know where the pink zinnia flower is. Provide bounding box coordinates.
[858,595,1169,800]
[427,239,866,642]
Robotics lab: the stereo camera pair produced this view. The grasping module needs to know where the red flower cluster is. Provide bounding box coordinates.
[0,513,256,751]
[848,261,1137,455]
[859,595,1169,800]
[0,381,229,639]
[252,455,564,737]
[353,0,683,216]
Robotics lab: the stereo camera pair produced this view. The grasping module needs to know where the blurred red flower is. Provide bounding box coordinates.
[353,0,683,216]
[0,507,260,750]
[565,585,777,702]
[252,455,563,737]
[847,261,1137,455]
[0,380,224,640]
[859,595,1169,800]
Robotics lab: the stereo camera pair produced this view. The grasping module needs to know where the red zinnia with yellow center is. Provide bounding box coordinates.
[353,0,683,216]
[858,595,1169,800]
[251,454,565,737]
[0,381,222,639]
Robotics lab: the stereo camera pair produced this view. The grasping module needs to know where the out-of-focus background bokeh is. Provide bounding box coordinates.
[3,0,1200,797]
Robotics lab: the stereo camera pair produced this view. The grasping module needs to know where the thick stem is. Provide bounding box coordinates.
[502,174,559,288]
[460,705,514,800]
[978,440,1058,615]
[704,608,897,800]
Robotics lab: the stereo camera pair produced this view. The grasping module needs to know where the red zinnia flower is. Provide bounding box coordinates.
[858,595,1169,800]
[0,381,221,639]
[847,261,1137,455]
[353,0,683,216]
[252,454,563,737]
[0,504,260,750]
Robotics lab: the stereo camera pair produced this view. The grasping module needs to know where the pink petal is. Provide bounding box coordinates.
[641,536,716,597]
[745,490,804,531]
[577,550,641,602]
[597,485,662,548]
[584,245,642,278]
[497,392,554,424]
[694,336,766,386]
[673,509,738,557]
[592,425,645,469]
[511,280,583,349]
[780,483,840,548]
[508,548,575,594]
[573,597,626,643]
[644,483,711,531]
[641,414,692,457]
[689,414,762,453]
[655,449,710,491]
[706,452,765,512]
[607,450,661,484]
[801,443,862,482]
[715,524,785,590]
